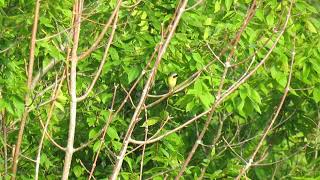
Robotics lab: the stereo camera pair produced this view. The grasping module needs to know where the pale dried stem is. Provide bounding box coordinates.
[11,0,41,177]
[78,0,122,61]
[236,27,295,179]
[176,1,257,177]
[140,107,149,180]
[62,0,83,179]
[72,45,158,153]
[88,85,118,180]
[129,0,291,167]
[1,110,8,176]
[35,69,66,180]
[77,9,119,102]
[110,1,189,179]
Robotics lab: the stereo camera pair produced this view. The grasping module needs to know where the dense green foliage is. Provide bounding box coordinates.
[1,0,320,179]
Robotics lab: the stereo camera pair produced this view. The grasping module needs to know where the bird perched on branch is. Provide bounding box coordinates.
[168,72,178,92]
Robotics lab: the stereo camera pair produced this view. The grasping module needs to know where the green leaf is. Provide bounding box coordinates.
[0,0,4,7]
[109,47,119,61]
[310,58,320,74]
[266,13,274,26]
[93,140,101,152]
[251,100,261,114]
[199,94,212,109]
[112,140,122,151]
[250,89,262,104]
[107,126,120,140]
[54,102,65,112]
[306,21,317,33]
[89,129,98,139]
[141,117,160,127]
[192,52,202,63]
[86,117,95,127]
[124,157,133,172]
[204,18,212,26]
[100,92,112,104]
[40,17,54,28]
[203,27,210,40]
[141,11,147,20]
[210,147,216,157]
[239,87,247,100]
[214,0,221,13]
[73,165,83,177]
[127,67,139,83]
[225,0,233,11]
[237,99,245,117]
[255,9,264,21]
[313,87,320,103]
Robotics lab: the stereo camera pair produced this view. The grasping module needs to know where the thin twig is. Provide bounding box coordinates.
[88,85,118,180]
[236,29,295,179]
[77,9,119,102]
[11,0,41,177]
[110,1,189,179]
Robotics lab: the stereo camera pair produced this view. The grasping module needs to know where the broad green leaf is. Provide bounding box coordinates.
[141,117,161,127]
[127,67,139,83]
[73,165,83,177]
[237,99,245,117]
[107,126,120,140]
[141,11,147,20]
[109,47,119,61]
[266,13,274,26]
[87,117,95,127]
[93,140,101,152]
[306,21,317,33]
[203,27,210,40]
[225,0,233,11]
[124,157,133,172]
[204,18,212,26]
[54,102,65,112]
[192,52,202,63]
[214,0,221,13]
[89,129,98,139]
[313,87,320,103]
[111,140,122,151]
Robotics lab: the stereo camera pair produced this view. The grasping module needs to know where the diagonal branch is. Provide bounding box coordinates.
[176,1,258,177]
[236,35,295,180]
[11,0,41,178]
[77,10,119,102]
[78,0,122,61]
[110,1,189,179]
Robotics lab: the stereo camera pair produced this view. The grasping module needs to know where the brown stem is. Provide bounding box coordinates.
[236,31,295,180]
[78,0,122,61]
[176,1,257,178]
[77,10,119,102]
[35,70,66,180]
[2,109,8,177]
[140,107,149,180]
[88,85,118,180]
[61,1,83,179]
[11,0,41,178]
[72,45,158,153]
[110,1,189,179]
[129,2,292,179]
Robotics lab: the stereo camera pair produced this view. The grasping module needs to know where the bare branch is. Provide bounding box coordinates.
[11,0,41,177]
[236,32,295,179]
[77,10,119,102]
[78,0,122,61]
[110,1,189,179]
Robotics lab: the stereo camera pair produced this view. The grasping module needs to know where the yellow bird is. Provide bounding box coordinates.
[168,72,178,92]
